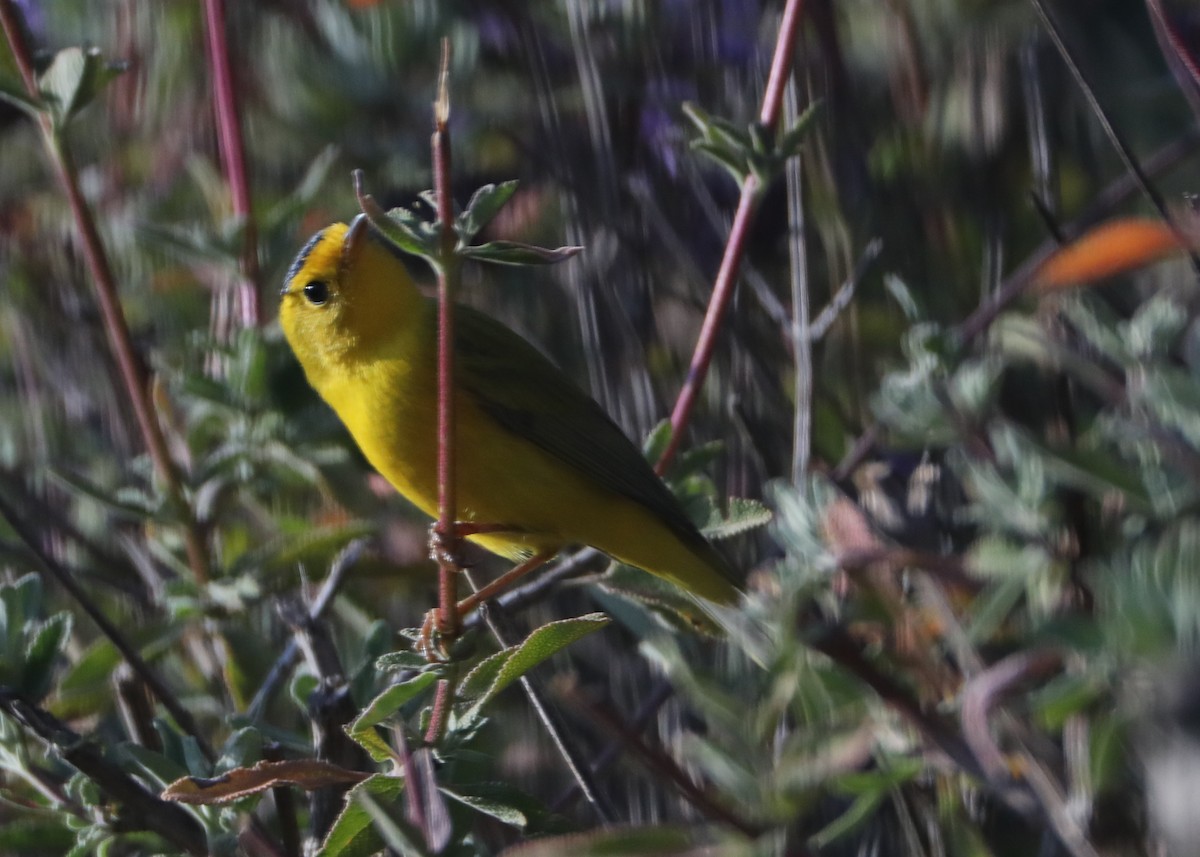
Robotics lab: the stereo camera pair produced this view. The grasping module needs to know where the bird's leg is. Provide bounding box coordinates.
[426,521,520,569]
[421,522,533,662]
[419,550,555,660]
[455,550,555,617]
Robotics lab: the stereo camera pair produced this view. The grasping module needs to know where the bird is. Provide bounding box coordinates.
[278,215,739,605]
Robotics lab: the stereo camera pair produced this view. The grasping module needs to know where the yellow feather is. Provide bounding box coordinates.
[279,217,739,604]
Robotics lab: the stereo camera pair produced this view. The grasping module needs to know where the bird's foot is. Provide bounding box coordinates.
[427,524,466,572]
[416,608,454,663]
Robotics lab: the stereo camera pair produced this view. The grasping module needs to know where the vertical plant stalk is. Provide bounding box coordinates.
[426,40,460,744]
[202,0,261,328]
[432,42,460,641]
[0,0,209,584]
[785,77,812,482]
[657,0,807,473]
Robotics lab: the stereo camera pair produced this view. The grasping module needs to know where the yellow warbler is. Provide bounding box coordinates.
[279,216,738,604]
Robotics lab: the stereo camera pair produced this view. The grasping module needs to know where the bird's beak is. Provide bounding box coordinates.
[342,214,370,270]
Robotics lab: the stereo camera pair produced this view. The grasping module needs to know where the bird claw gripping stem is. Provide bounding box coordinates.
[417,609,454,663]
[427,522,467,572]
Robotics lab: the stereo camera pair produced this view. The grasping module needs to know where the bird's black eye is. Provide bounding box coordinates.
[303,280,329,306]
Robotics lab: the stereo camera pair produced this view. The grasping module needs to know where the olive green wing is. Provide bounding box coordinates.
[452,304,733,579]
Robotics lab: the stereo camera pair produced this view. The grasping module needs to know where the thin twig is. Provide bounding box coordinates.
[657,0,808,473]
[958,649,1100,857]
[560,683,759,835]
[202,0,261,328]
[808,239,881,342]
[550,678,675,813]
[1030,0,1200,278]
[459,548,601,633]
[468,589,616,824]
[960,649,1065,782]
[786,75,813,482]
[0,0,209,585]
[1146,0,1200,122]
[245,539,365,722]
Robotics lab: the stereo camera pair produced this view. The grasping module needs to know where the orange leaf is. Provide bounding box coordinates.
[1033,218,1186,292]
[162,759,367,805]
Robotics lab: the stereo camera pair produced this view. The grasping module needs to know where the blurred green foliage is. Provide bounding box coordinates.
[3,0,1200,855]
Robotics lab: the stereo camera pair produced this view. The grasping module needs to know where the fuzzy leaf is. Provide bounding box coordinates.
[317,774,408,857]
[346,672,440,761]
[461,240,582,266]
[22,612,71,701]
[456,181,519,242]
[375,650,431,672]
[163,759,367,805]
[460,613,609,720]
[776,100,823,157]
[38,47,123,126]
[702,496,772,541]
[367,205,439,260]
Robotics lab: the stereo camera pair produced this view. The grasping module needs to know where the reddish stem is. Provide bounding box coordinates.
[432,42,460,642]
[0,0,208,583]
[425,41,460,743]
[423,678,454,745]
[657,0,806,473]
[202,0,260,327]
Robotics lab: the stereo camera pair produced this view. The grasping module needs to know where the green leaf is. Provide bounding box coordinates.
[456,181,519,242]
[682,102,752,151]
[0,81,39,117]
[38,47,123,126]
[440,787,526,828]
[375,650,432,672]
[702,497,772,541]
[0,817,73,854]
[810,789,886,849]
[461,240,582,267]
[230,521,374,577]
[0,21,28,103]
[372,205,439,260]
[966,576,1026,644]
[459,613,609,721]
[346,672,440,761]
[776,99,823,157]
[356,791,431,857]
[264,146,341,230]
[216,727,263,775]
[689,141,747,183]
[49,468,162,521]
[641,420,673,462]
[55,637,121,718]
[438,781,562,833]
[317,774,407,857]
[1013,432,1152,511]
[594,566,723,637]
[22,612,71,701]
[1029,673,1108,731]
[120,743,191,790]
